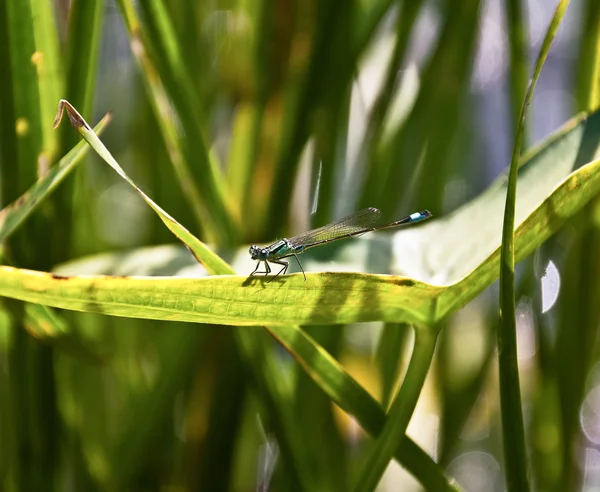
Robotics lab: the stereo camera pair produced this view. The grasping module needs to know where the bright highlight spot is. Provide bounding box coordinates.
[15,118,29,136]
[31,50,43,66]
[580,386,600,444]
[447,452,501,491]
[583,448,600,490]
[541,260,560,313]
[516,298,536,361]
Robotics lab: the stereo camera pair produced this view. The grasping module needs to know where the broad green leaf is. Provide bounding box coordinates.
[5,109,600,327]
[2,104,600,325]
[393,110,600,288]
[0,268,440,326]
[0,115,599,324]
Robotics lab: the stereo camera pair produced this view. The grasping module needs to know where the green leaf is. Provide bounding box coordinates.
[575,0,600,111]
[498,3,569,490]
[352,325,437,492]
[0,113,110,242]
[5,107,600,328]
[3,0,62,196]
[52,100,233,276]
[0,268,440,326]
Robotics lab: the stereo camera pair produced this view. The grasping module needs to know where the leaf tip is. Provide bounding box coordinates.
[52,99,90,131]
[52,99,66,129]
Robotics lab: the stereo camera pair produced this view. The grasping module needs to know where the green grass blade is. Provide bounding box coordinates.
[498,2,569,490]
[237,0,271,226]
[234,329,313,491]
[53,100,316,488]
[556,0,600,487]
[10,75,600,488]
[291,326,347,490]
[575,0,600,111]
[264,0,395,237]
[371,0,482,216]
[437,314,496,464]
[62,0,104,129]
[195,342,248,492]
[402,108,600,294]
[263,2,353,237]
[376,323,410,409]
[30,0,63,161]
[265,324,460,492]
[353,326,437,492]
[116,0,238,244]
[438,154,600,317]
[359,0,424,209]
[54,0,104,262]
[5,0,47,187]
[227,103,264,228]
[109,325,206,487]
[0,5,18,202]
[113,0,237,244]
[308,83,352,228]
[2,3,64,489]
[0,113,109,242]
[53,100,233,275]
[354,0,395,59]
[505,0,529,137]
[554,224,600,489]
[0,268,440,326]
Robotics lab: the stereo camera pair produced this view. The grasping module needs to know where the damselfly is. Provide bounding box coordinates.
[249,208,432,280]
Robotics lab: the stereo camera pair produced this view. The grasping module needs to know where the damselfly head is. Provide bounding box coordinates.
[249,245,268,260]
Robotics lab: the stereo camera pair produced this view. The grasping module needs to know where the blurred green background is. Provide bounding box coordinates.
[1,0,600,490]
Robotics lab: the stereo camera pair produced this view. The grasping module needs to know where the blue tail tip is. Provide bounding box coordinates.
[409,210,432,222]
